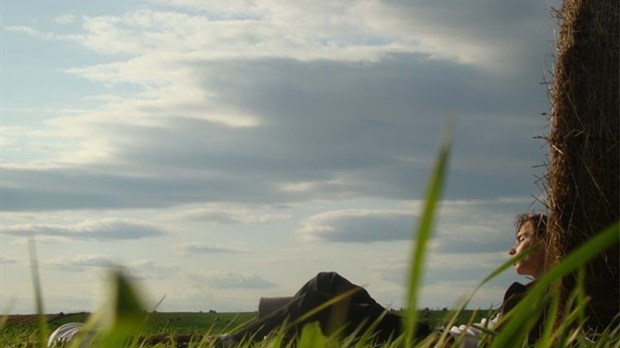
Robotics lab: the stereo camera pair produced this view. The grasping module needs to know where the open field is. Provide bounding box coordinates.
[1,309,488,346]
[2,311,254,344]
[2,309,487,330]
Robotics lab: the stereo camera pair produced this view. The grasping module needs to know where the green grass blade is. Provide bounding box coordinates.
[297,322,326,348]
[99,268,148,348]
[537,281,561,348]
[28,236,48,348]
[404,123,453,347]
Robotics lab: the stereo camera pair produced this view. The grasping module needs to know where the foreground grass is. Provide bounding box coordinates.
[1,309,488,347]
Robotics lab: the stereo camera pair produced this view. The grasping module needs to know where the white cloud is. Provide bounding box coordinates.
[46,255,116,271]
[6,26,74,42]
[176,204,290,224]
[174,242,249,255]
[192,270,277,289]
[1,219,167,241]
[124,260,179,280]
[44,255,177,280]
[3,6,551,208]
[298,209,415,243]
[152,0,259,14]
[12,1,555,69]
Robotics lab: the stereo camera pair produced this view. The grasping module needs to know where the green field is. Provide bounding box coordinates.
[1,309,488,346]
[45,311,258,334]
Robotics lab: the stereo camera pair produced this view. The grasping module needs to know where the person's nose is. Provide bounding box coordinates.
[508,247,516,256]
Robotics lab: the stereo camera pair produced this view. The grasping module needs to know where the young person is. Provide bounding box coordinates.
[446,213,551,347]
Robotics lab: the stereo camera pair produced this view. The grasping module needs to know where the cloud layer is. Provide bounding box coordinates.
[1,0,556,313]
[298,209,414,243]
[2,219,167,241]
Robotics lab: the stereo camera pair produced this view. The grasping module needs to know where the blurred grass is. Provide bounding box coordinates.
[404,122,452,347]
[4,129,619,347]
[28,237,48,348]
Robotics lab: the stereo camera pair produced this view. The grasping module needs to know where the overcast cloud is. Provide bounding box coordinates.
[2,218,167,241]
[174,242,249,255]
[1,0,557,314]
[193,271,277,290]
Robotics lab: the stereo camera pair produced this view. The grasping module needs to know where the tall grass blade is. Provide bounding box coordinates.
[99,268,147,348]
[28,236,48,348]
[297,322,326,348]
[404,123,452,347]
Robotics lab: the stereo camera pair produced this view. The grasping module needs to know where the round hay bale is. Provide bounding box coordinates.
[548,0,619,329]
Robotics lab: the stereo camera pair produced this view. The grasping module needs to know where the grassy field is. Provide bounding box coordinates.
[2,311,253,344]
[0,309,488,346]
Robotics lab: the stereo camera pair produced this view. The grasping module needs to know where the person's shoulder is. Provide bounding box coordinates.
[505,282,530,296]
[501,282,531,314]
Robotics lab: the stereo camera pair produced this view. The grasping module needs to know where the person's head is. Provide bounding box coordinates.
[508,213,550,279]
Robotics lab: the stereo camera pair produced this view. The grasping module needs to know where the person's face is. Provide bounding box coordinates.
[508,221,548,279]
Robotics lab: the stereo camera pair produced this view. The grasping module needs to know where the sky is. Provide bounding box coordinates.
[1,0,560,314]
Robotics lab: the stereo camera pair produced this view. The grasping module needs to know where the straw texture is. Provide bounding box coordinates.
[548,0,619,329]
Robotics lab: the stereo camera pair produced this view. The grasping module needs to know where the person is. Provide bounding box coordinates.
[446,213,551,346]
[214,213,551,347]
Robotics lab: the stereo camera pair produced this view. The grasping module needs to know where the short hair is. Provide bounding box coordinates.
[514,213,548,238]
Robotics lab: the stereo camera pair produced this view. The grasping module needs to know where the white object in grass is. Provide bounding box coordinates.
[48,322,94,347]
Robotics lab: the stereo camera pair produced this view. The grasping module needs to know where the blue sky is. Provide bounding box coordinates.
[1,0,558,314]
